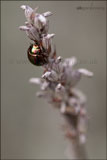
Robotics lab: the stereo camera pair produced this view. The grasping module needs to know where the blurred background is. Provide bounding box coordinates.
[1,1,106,159]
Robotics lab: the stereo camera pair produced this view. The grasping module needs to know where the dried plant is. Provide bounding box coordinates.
[19,5,93,159]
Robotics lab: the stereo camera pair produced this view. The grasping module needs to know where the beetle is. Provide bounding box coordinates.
[27,42,48,66]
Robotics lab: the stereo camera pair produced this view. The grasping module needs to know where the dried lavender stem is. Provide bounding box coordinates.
[19,5,93,159]
[68,139,87,159]
[63,114,88,159]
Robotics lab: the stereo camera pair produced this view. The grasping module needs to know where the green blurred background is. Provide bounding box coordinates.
[1,1,106,159]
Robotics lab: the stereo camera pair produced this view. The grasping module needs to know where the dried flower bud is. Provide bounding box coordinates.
[78,68,94,77]
[41,81,49,90]
[21,5,34,23]
[26,25,40,41]
[19,26,30,31]
[29,78,41,84]
[55,83,65,93]
[43,11,53,17]
[55,56,62,63]
[34,14,47,31]
[42,34,55,51]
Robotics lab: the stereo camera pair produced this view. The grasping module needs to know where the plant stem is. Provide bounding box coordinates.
[72,139,87,159]
[64,114,88,159]
[66,138,87,159]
